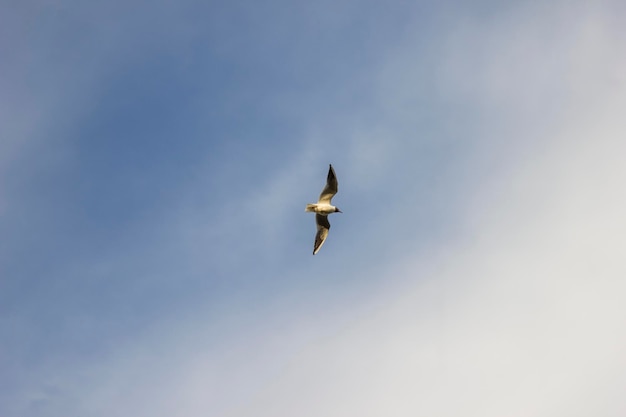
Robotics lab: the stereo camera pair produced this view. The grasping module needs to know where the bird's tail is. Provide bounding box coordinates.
[305,204,316,212]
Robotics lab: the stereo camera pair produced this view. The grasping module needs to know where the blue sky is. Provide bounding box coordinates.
[2,1,626,416]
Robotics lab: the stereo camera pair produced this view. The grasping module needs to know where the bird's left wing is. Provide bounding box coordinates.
[313,214,331,255]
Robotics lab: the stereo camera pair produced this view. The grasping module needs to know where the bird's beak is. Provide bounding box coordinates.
[337,209,343,213]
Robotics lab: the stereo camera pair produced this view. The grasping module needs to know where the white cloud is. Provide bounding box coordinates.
[219,4,626,417]
[7,2,626,416]
[223,108,626,417]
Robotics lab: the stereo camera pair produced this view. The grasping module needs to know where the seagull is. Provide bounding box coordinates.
[305,164,342,255]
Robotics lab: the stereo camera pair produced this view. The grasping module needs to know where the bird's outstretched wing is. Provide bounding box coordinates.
[318,164,338,204]
[313,214,331,255]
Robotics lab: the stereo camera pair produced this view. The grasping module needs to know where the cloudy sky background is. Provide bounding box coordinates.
[2,0,626,416]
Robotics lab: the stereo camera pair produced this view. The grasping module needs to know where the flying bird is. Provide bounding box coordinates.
[305,164,342,255]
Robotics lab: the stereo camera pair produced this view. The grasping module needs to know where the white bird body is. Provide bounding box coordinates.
[305,203,339,215]
[305,164,342,255]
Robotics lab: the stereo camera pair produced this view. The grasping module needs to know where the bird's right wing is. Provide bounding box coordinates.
[318,164,338,204]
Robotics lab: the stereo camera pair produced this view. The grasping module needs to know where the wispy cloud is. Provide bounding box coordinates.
[2,1,625,416]
[224,20,626,416]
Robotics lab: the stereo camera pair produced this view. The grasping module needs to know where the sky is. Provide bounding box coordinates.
[2,0,626,416]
